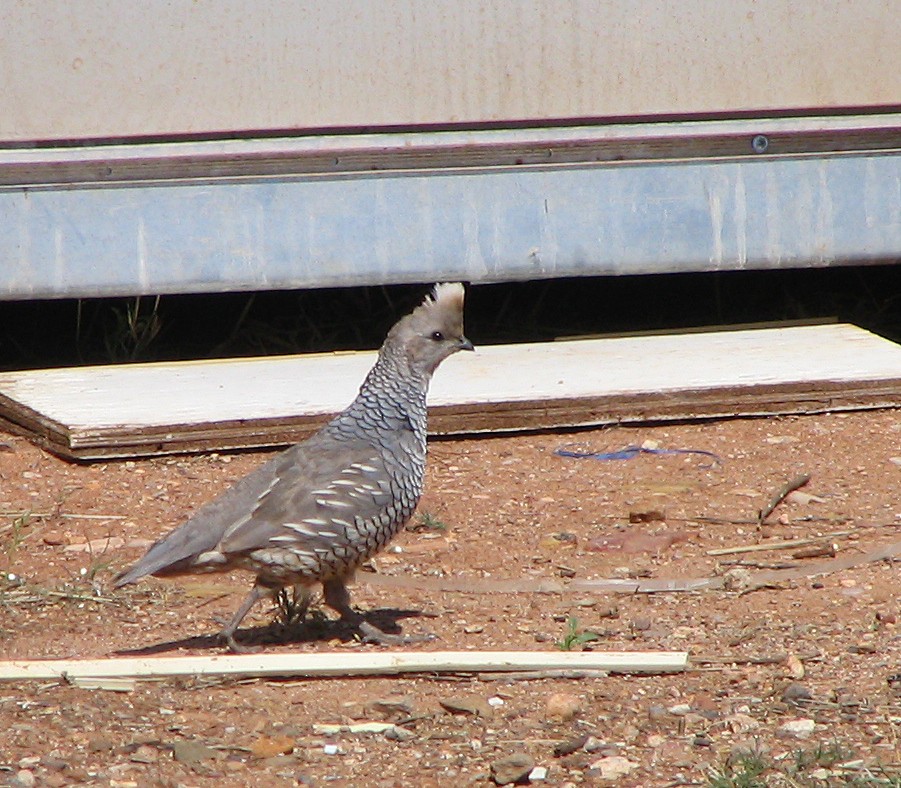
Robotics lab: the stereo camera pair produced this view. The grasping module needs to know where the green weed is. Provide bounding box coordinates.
[555,616,599,651]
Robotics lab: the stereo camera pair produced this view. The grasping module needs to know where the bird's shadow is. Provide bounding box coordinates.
[114,607,435,656]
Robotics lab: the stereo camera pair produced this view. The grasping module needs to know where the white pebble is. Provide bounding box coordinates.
[777,718,816,739]
[15,770,35,788]
[323,744,340,755]
[529,766,549,781]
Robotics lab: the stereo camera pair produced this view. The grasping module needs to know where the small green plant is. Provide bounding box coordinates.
[555,616,599,651]
[706,752,769,788]
[793,740,854,772]
[410,511,447,532]
[2,511,33,558]
[81,557,113,584]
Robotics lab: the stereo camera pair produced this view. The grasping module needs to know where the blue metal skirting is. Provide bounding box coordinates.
[2,152,900,299]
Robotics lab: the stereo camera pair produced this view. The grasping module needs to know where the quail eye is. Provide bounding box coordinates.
[430,331,445,341]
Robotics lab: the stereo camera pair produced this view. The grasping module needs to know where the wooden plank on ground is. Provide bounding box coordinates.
[0,650,689,682]
[0,323,899,460]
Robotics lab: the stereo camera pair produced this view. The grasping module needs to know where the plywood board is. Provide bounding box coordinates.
[0,323,899,460]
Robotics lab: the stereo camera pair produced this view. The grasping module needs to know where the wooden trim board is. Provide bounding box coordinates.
[0,650,689,682]
[0,323,899,460]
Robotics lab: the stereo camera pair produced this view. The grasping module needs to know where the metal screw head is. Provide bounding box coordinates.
[751,134,769,153]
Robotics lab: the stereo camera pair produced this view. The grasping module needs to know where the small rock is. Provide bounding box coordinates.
[724,713,760,733]
[667,703,691,717]
[528,765,549,781]
[323,744,340,755]
[250,735,294,758]
[628,509,666,523]
[384,726,415,742]
[722,567,754,592]
[692,693,720,720]
[583,736,609,753]
[785,653,805,679]
[545,692,582,721]
[366,695,413,720]
[129,744,159,763]
[589,755,639,779]
[693,733,713,747]
[171,739,218,765]
[781,682,813,703]
[16,757,40,769]
[553,733,589,757]
[13,770,35,788]
[776,718,816,740]
[490,752,535,785]
[88,736,115,753]
[439,695,492,717]
[647,704,668,721]
[646,734,666,748]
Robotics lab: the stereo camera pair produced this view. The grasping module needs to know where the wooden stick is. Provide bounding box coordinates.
[0,650,689,682]
[758,473,811,523]
[792,543,837,560]
[707,529,852,556]
[709,536,824,557]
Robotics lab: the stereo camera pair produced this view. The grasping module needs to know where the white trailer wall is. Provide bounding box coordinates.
[2,0,899,141]
[1,1,899,299]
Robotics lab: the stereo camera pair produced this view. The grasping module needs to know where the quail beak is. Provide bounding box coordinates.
[458,336,475,352]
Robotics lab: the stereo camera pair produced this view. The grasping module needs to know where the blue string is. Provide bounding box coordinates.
[555,444,721,464]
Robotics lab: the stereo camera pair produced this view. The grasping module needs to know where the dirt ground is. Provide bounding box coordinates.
[2,409,901,787]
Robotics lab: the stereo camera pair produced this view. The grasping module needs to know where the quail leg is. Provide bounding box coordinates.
[220,583,270,653]
[323,577,433,645]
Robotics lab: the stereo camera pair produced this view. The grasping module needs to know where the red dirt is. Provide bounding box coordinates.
[2,409,901,786]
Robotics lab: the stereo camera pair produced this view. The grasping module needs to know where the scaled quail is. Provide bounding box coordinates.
[114,283,473,651]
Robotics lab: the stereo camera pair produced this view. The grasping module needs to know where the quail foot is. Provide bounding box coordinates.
[114,283,473,651]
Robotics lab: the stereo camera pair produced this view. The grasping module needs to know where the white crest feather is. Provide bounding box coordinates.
[426,282,465,307]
